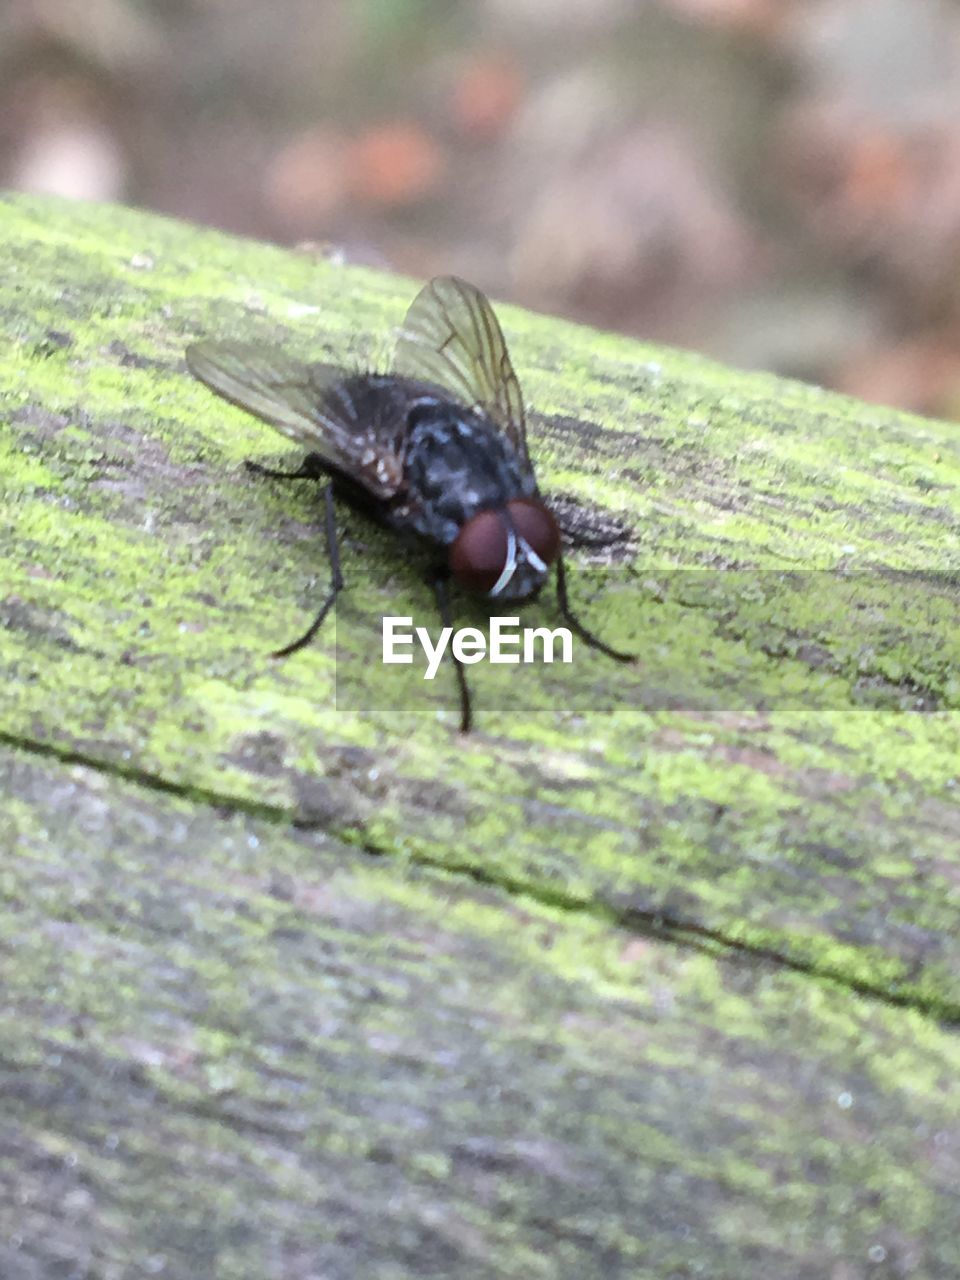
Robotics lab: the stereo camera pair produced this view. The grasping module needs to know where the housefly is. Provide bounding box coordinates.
[186,276,634,731]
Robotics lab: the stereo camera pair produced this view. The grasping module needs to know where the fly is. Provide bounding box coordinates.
[186,275,634,731]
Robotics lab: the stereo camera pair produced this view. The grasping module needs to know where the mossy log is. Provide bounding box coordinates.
[1,193,958,1279]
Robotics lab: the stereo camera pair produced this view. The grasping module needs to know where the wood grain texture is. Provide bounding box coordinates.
[0,193,958,1278]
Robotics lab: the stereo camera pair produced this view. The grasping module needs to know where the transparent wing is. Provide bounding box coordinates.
[393,276,530,470]
[186,342,326,438]
[185,341,404,497]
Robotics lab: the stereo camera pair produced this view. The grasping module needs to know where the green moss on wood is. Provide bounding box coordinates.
[2,743,960,1277]
[1,192,960,1276]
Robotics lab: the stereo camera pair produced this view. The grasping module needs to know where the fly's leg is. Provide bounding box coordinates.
[245,456,343,657]
[555,551,636,663]
[431,571,472,734]
[271,482,344,659]
[245,453,329,482]
[559,525,629,549]
[549,497,632,550]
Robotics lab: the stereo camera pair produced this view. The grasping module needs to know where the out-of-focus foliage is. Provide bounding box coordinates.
[4,0,960,418]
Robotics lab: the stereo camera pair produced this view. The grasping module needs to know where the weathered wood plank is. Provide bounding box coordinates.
[1,744,958,1278]
[1,193,959,1277]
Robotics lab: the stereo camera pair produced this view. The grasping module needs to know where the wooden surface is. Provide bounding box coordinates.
[1,192,959,1278]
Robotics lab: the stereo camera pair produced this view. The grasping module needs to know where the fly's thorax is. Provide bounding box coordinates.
[401,403,535,544]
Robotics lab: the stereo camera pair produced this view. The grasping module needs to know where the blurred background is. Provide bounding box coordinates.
[4,0,960,418]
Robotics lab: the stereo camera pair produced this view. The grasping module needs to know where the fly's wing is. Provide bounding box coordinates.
[393,276,531,473]
[185,342,404,498]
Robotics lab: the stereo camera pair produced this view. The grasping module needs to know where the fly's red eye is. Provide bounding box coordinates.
[506,499,560,567]
[449,510,508,593]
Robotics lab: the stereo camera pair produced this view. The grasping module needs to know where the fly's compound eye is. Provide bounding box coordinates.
[449,510,508,594]
[505,498,561,569]
[449,501,561,596]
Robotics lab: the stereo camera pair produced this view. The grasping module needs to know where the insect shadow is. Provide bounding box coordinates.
[187,276,636,731]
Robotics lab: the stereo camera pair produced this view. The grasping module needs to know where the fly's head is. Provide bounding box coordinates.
[449,498,561,602]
